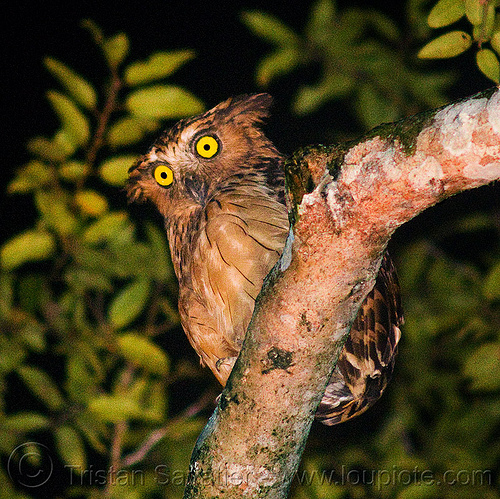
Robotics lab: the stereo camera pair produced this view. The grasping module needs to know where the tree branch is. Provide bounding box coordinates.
[183,87,500,498]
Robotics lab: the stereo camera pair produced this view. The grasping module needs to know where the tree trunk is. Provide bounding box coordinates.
[183,87,500,498]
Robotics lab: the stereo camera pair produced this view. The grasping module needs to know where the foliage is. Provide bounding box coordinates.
[242,0,456,128]
[419,0,500,83]
[2,2,500,499]
[1,21,207,499]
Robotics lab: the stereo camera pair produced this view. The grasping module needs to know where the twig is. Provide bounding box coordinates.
[122,388,217,467]
[85,68,121,171]
[103,365,135,497]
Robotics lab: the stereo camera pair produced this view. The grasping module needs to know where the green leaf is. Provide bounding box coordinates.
[55,425,86,470]
[144,222,173,282]
[0,335,26,374]
[143,379,167,422]
[465,0,483,25]
[0,273,14,318]
[44,57,97,109]
[27,134,73,163]
[445,212,494,235]
[0,230,56,271]
[81,19,104,45]
[293,75,353,115]
[17,365,65,410]
[305,0,336,41]
[396,482,441,499]
[126,85,204,120]
[54,130,79,156]
[66,354,98,403]
[99,154,137,186]
[427,257,480,315]
[336,8,366,44]
[124,50,196,86]
[47,90,90,147]
[71,297,93,333]
[241,10,300,47]
[18,274,48,315]
[0,466,18,495]
[116,375,166,422]
[59,160,89,182]
[74,189,108,217]
[107,116,159,147]
[406,70,455,108]
[366,10,400,41]
[88,394,142,422]
[73,241,150,279]
[110,240,152,276]
[7,160,52,194]
[10,442,46,468]
[83,211,131,245]
[256,48,301,87]
[35,190,78,236]
[74,411,107,453]
[4,412,50,432]
[108,278,152,329]
[356,84,400,129]
[418,30,472,58]
[18,319,46,352]
[472,3,496,40]
[491,30,500,55]
[107,117,144,147]
[476,48,500,83]
[103,32,129,67]
[117,332,169,374]
[483,260,500,299]
[73,244,120,276]
[64,268,113,293]
[463,343,500,391]
[428,0,465,28]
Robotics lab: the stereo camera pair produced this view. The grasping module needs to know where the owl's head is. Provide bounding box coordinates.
[127,93,281,217]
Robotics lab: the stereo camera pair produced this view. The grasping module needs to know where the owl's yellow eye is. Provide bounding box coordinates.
[154,165,174,187]
[195,135,219,158]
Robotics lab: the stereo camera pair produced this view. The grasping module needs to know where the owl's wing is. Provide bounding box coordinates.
[180,177,289,384]
[315,252,403,425]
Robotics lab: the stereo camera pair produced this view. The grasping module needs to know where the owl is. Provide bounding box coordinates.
[127,93,403,425]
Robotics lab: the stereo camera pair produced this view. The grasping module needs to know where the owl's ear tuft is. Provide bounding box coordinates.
[216,93,273,125]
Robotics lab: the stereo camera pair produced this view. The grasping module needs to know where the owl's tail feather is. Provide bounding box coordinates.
[315,253,403,425]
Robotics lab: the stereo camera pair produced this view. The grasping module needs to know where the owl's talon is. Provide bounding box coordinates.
[216,356,237,372]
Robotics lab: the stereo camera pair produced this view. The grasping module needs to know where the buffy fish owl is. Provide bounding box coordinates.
[127,93,402,425]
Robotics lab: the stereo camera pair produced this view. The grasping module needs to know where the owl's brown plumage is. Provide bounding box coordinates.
[127,93,403,425]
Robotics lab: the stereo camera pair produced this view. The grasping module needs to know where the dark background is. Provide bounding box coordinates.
[4,1,317,171]
[3,1,320,242]
[4,0,493,256]
[3,0,410,191]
